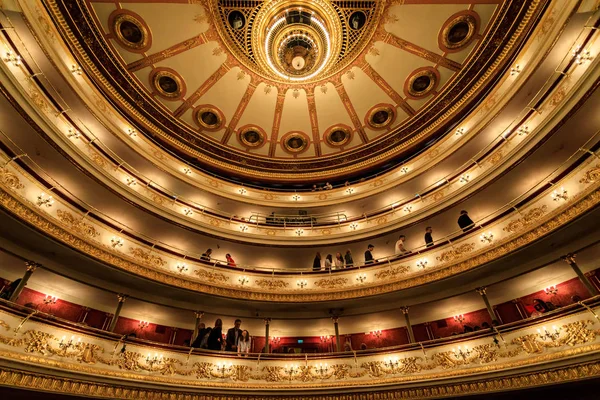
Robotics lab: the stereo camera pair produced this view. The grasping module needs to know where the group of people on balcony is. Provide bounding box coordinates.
[313,250,355,270]
[191,318,251,355]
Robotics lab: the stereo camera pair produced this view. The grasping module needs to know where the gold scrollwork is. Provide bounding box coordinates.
[254,279,289,290]
[436,243,475,263]
[129,248,167,268]
[503,206,548,234]
[0,168,24,190]
[56,210,100,238]
[579,164,600,184]
[374,265,410,280]
[313,277,349,289]
[194,269,229,284]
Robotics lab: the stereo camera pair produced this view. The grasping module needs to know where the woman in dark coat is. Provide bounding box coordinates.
[207,318,223,351]
[312,252,322,271]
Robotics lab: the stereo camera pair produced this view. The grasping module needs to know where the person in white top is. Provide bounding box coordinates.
[334,252,344,269]
[395,235,409,254]
[237,330,251,356]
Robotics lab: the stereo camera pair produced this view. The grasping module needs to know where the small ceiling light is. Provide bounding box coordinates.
[183,167,192,175]
[400,166,409,174]
[70,64,83,75]
[510,65,521,75]
[356,273,367,284]
[110,236,124,248]
[126,177,137,186]
[67,128,80,139]
[544,285,558,295]
[238,187,247,195]
[416,259,428,269]
[183,208,193,216]
[292,194,301,201]
[517,126,529,136]
[403,205,412,213]
[295,229,304,236]
[238,276,250,286]
[297,279,308,288]
[4,50,21,66]
[36,193,54,208]
[572,45,592,65]
[455,128,465,136]
[127,128,137,137]
[459,174,470,184]
[176,263,188,273]
[480,232,494,243]
[349,222,359,230]
[551,187,568,201]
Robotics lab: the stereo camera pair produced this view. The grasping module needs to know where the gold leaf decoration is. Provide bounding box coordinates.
[503,205,548,234]
[313,277,348,289]
[129,247,167,268]
[374,265,410,280]
[0,168,24,190]
[579,164,600,184]
[254,279,289,290]
[56,210,100,238]
[436,243,475,263]
[194,269,229,284]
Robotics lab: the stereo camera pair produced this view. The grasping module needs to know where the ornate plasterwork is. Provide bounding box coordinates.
[129,248,167,268]
[503,205,548,234]
[580,163,600,184]
[193,269,229,284]
[56,210,100,238]
[254,279,289,290]
[0,311,599,392]
[313,277,349,289]
[0,168,24,190]
[436,243,475,263]
[374,265,410,280]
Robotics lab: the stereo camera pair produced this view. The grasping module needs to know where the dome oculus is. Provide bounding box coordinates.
[150,69,185,100]
[366,105,396,130]
[439,11,480,52]
[110,12,151,52]
[325,125,352,147]
[194,106,225,131]
[405,67,439,99]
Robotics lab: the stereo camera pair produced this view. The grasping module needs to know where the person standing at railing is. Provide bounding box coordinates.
[207,319,223,351]
[334,253,344,269]
[365,244,376,265]
[201,248,212,262]
[457,210,475,232]
[395,235,410,255]
[237,329,251,357]
[345,250,354,268]
[324,254,333,270]
[226,254,236,267]
[425,227,434,247]
[225,319,242,352]
[313,252,322,271]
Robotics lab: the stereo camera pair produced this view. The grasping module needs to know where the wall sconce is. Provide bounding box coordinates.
[537,325,560,341]
[349,222,359,230]
[455,128,465,136]
[183,208,193,216]
[125,177,137,186]
[315,363,329,376]
[551,187,568,201]
[271,336,280,344]
[517,126,529,136]
[459,174,470,184]
[239,224,248,232]
[176,263,188,274]
[215,362,232,378]
[453,314,465,324]
[70,65,83,75]
[182,167,192,175]
[295,229,304,236]
[370,329,382,338]
[297,279,308,288]
[345,187,354,194]
[320,335,330,342]
[126,128,137,137]
[146,353,163,367]
[292,194,301,201]
[356,273,367,284]
[416,259,428,269]
[67,128,80,139]
[43,295,58,305]
[238,276,249,286]
[238,188,247,195]
[58,335,81,350]
[480,232,494,243]
[36,193,54,208]
[400,166,409,174]
[284,364,299,380]
[110,236,124,248]
[572,46,592,65]
[139,320,149,329]
[403,205,413,213]
[383,356,399,369]
[544,285,558,295]
[4,50,22,66]
[452,345,471,360]
[510,65,521,75]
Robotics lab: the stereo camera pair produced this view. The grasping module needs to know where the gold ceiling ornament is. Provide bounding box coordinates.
[366,104,396,130]
[108,10,152,52]
[194,106,225,131]
[438,11,480,53]
[149,68,186,101]
[238,125,267,148]
[405,67,440,99]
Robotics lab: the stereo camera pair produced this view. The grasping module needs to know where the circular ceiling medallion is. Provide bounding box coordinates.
[324,125,352,147]
[366,104,396,130]
[439,11,480,53]
[109,11,151,52]
[150,68,186,100]
[281,132,309,154]
[405,67,440,99]
[194,106,225,131]
[238,125,266,149]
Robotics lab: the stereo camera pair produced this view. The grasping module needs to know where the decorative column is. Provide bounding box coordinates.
[400,306,415,343]
[476,287,499,325]
[563,253,599,296]
[192,311,204,342]
[264,318,271,353]
[9,261,40,302]
[170,327,178,345]
[108,294,128,332]
[332,316,341,352]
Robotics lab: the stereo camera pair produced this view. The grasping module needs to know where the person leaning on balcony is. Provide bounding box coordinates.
[334,252,344,269]
[237,329,251,356]
[201,248,212,262]
[345,250,354,268]
[364,244,376,265]
[313,252,322,271]
[457,210,475,232]
[324,254,333,270]
[226,253,236,267]
[191,323,207,348]
[425,227,434,247]
[395,235,409,254]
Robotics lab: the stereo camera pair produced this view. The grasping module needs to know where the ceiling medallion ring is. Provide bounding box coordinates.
[439,11,481,53]
[193,105,226,132]
[237,125,267,149]
[108,10,152,53]
[323,124,353,148]
[149,68,186,101]
[405,67,440,99]
[281,131,310,154]
[366,104,396,130]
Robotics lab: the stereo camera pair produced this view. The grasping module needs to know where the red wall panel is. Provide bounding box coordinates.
[494,301,524,324]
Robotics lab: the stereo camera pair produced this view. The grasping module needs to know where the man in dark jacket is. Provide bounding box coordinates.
[225,319,242,351]
[364,244,376,265]
[457,210,475,232]
[424,227,434,247]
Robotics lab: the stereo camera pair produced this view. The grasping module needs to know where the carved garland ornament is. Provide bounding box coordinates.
[503,205,548,234]
[193,269,229,284]
[129,247,167,268]
[313,277,349,289]
[254,279,289,290]
[436,243,475,263]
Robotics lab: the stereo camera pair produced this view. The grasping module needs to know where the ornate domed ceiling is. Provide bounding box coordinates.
[46,0,545,185]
